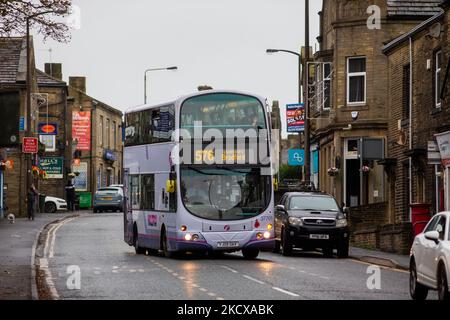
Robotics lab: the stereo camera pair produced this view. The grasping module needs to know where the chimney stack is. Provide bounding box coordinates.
[44,63,63,80]
[69,76,86,93]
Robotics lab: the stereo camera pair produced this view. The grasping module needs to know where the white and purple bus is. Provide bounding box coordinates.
[123,90,275,259]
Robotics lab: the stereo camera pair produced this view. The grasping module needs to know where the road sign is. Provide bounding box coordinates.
[22,137,38,154]
[286,104,305,133]
[288,149,305,166]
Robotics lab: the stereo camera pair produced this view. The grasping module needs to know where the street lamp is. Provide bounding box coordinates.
[266,0,311,184]
[26,8,67,198]
[144,66,178,104]
[266,48,307,180]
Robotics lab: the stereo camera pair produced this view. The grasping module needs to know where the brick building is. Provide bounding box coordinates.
[311,0,443,253]
[383,1,450,233]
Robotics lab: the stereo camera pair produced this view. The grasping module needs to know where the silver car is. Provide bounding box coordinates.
[93,187,124,213]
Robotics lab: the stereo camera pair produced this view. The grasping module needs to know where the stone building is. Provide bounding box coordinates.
[383,1,450,232]
[311,0,443,253]
[35,64,70,201]
[0,37,39,217]
[67,76,123,200]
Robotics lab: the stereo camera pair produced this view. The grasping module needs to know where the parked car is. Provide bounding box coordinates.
[44,196,68,213]
[410,212,450,300]
[93,187,124,213]
[274,192,350,258]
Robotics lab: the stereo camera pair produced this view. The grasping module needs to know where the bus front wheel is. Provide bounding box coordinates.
[242,249,259,260]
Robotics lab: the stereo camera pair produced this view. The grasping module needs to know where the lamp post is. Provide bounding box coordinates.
[266,48,308,181]
[26,9,67,196]
[266,1,311,184]
[144,66,178,104]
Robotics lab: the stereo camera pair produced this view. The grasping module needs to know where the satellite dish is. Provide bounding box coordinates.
[428,23,442,38]
[397,130,407,146]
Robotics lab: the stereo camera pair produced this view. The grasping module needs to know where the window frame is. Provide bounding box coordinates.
[322,62,332,111]
[435,50,442,109]
[140,174,155,210]
[402,63,411,120]
[346,56,367,106]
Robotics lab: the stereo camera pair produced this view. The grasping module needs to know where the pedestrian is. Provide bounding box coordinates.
[65,180,76,211]
[27,184,38,220]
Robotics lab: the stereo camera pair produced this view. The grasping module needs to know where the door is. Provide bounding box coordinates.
[346,159,361,207]
[123,168,133,245]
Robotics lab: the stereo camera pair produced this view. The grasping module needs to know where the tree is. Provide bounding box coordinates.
[0,0,71,42]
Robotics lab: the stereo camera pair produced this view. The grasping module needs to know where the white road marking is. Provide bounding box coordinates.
[243,275,265,285]
[220,265,238,273]
[199,288,207,292]
[208,292,217,297]
[272,287,300,297]
[216,297,225,301]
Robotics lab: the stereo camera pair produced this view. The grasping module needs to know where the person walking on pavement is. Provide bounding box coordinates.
[65,180,76,211]
[27,184,38,220]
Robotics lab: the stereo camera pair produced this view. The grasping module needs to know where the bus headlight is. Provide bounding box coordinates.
[256,233,263,240]
[263,232,271,239]
[184,234,192,241]
[192,234,199,241]
[267,224,273,231]
[288,217,303,226]
[180,225,187,232]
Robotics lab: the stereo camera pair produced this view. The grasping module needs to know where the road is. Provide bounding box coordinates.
[41,212,431,300]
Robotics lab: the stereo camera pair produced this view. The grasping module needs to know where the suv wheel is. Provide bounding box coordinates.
[336,241,349,259]
[410,260,428,300]
[281,228,293,256]
[323,247,333,258]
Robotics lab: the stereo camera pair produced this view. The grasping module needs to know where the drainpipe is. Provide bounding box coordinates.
[409,36,413,222]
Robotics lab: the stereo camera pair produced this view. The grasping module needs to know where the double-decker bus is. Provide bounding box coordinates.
[123,90,275,259]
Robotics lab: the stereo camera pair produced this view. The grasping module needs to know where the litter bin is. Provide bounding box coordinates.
[410,203,432,237]
[39,194,46,213]
[77,192,92,209]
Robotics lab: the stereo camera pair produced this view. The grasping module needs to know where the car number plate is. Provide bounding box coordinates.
[217,241,240,248]
[309,234,329,240]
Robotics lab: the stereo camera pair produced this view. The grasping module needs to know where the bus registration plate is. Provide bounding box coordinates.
[217,241,240,248]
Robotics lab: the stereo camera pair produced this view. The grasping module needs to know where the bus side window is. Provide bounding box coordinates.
[141,175,155,210]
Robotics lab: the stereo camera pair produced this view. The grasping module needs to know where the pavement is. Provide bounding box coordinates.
[349,247,410,271]
[0,211,79,300]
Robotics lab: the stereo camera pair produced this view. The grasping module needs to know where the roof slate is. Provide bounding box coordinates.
[0,37,24,84]
[387,0,444,17]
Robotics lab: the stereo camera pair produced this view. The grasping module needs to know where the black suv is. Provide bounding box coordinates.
[274,192,350,258]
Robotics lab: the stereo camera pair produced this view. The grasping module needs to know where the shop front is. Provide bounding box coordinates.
[342,137,385,207]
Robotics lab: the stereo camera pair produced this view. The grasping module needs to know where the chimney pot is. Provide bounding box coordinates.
[44,63,62,80]
[69,76,86,93]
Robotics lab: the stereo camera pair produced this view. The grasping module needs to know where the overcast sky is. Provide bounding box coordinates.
[34,0,322,133]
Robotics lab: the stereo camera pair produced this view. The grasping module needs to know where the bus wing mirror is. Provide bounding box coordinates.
[166,180,176,194]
